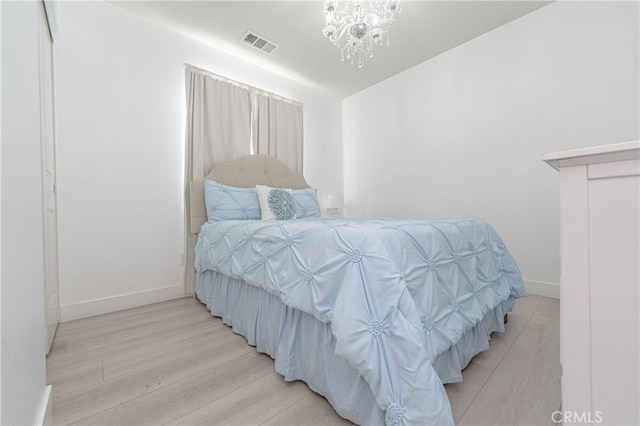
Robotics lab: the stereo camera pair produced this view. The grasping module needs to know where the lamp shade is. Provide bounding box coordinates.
[326,194,345,209]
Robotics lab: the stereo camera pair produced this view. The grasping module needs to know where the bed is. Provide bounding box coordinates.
[189,155,527,425]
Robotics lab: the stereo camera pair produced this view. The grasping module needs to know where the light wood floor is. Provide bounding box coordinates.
[47,295,561,425]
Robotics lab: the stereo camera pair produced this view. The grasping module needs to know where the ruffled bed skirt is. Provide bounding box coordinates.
[196,270,506,425]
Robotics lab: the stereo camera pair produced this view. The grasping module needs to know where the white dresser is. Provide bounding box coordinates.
[544,141,639,425]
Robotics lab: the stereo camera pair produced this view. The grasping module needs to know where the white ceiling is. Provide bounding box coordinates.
[110,1,552,98]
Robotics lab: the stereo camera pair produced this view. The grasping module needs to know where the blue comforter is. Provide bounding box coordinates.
[195,218,526,425]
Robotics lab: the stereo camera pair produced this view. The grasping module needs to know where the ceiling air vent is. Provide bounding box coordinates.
[241,30,279,55]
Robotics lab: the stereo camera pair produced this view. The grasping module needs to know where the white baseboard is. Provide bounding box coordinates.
[35,385,53,426]
[60,283,185,321]
[525,279,560,299]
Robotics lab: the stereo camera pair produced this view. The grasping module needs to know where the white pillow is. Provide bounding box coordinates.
[256,185,297,220]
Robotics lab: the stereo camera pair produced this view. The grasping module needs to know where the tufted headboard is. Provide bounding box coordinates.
[189,154,311,233]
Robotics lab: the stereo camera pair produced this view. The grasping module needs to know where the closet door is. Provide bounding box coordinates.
[39,0,60,353]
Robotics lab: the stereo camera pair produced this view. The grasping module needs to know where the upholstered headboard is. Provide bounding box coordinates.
[189,154,311,233]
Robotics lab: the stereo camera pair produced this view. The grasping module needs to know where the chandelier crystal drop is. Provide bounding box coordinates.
[322,0,401,68]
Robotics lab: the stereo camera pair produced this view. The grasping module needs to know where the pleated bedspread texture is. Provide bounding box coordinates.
[195,218,527,425]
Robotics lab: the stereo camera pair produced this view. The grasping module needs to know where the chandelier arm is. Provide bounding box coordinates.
[363,12,395,25]
[335,24,353,44]
[325,11,340,25]
[329,14,356,43]
[327,13,354,27]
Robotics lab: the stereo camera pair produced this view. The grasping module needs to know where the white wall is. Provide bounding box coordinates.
[54,1,343,320]
[343,1,639,297]
[1,1,49,424]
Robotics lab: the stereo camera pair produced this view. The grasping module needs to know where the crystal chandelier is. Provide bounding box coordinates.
[322,0,401,68]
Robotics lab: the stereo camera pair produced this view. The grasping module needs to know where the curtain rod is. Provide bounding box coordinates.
[184,64,303,108]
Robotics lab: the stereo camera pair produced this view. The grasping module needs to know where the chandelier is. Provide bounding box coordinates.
[322,0,401,68]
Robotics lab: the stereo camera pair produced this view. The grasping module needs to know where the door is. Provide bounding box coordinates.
[39,1,60,353]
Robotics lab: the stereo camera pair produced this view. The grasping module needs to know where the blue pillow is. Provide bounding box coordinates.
[292,188,321,219]
[204,180,261,221]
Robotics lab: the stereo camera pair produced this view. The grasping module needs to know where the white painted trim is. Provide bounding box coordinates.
[543,140,640,170]
[34,385,53,426]
[60,283,184,321]
[525,279,560,299]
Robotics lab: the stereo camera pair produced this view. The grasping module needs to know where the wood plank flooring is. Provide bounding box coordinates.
[47,295,560,425]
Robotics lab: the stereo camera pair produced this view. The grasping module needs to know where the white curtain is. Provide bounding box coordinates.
[184,66,252,295]
[185,69,253,178]
[253,94,304,172]
[183,65,304,295]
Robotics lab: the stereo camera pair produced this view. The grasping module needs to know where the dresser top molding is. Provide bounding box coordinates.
[543,140,640,171]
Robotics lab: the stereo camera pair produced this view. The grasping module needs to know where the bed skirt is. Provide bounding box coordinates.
[196,270,506,425]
